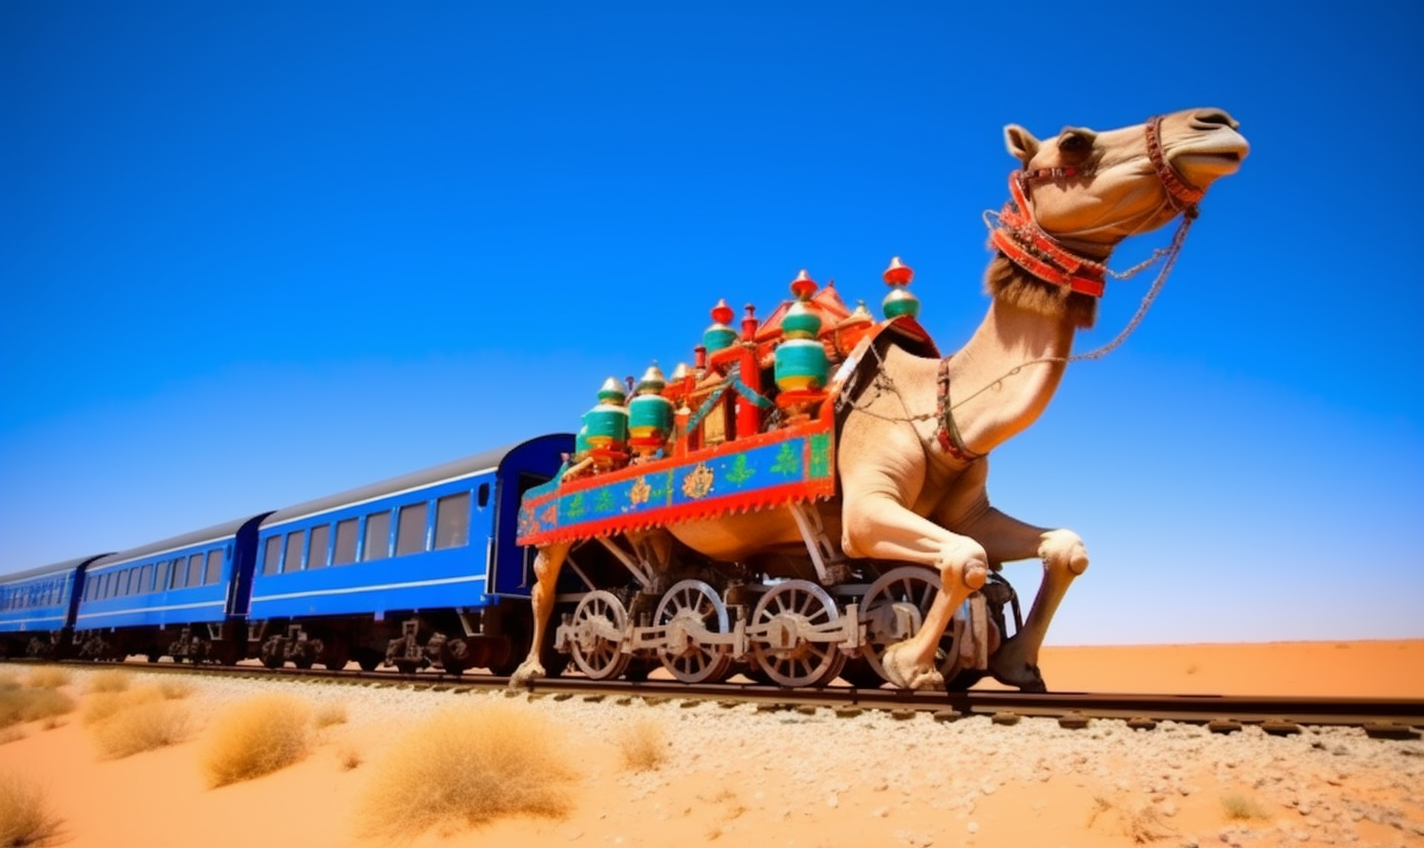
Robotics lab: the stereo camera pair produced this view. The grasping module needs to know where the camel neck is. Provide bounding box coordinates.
[944,297,1077,454]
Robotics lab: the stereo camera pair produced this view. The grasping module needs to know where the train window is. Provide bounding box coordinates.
[395,503,428,557]
[117,570,130,597]
[434,492,471,549]
[477,483,490,508]
[284,531,306,573]
[333,519,358,566]
[260,536,282,576]
[140,564,154,593]
[308,525,330,569]
[172,558,188,589]
[156,560,171,592]
[205,549,223,585]
[362,511,391,561]
[187,554,204,587]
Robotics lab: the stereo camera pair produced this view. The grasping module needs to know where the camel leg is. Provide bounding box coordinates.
[959,507,1089,691]
[508,542,570,688]
[842,491,988,690]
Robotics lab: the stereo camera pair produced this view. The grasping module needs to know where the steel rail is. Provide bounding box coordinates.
[13,658,1424,735]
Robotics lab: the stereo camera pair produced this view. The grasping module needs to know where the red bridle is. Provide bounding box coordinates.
[989,115,1203,299]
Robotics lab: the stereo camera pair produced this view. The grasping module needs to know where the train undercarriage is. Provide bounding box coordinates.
[542,533,1023,689]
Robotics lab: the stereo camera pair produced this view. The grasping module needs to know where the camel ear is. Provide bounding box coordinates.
[1004,124,1039,166]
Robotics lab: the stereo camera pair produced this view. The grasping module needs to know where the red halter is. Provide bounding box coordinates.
[989,115,1202,299]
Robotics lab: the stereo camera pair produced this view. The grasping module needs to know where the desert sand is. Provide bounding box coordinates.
[2,640,1422,848]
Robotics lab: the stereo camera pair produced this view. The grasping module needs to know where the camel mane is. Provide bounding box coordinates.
[983,253,1098,329]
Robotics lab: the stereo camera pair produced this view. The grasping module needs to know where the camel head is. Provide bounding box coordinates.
[988,108,1248,326]
[1002,108,1248,251]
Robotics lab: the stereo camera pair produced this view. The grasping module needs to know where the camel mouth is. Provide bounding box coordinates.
[1173,150,1246,181]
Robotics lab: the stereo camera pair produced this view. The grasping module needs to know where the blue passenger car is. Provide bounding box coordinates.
[0,557,97,659]
[244,434,571,673]
[72,516,268,663]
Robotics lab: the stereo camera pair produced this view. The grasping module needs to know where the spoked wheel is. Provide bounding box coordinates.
[654,579,733,684]
[859,566,966,686]
[750,579,846,688]
[568,590,631,680]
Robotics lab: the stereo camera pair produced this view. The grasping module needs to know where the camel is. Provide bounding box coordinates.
[511,107,1248,691]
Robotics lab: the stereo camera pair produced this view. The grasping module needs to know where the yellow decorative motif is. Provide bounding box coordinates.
[629,477,652,507]
[681,463,714,499]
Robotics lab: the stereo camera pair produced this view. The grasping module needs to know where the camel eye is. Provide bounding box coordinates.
[1059,133,1089,154]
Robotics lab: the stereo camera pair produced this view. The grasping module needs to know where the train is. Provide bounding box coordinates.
[0,436,574,675]
[0,265,1021,690]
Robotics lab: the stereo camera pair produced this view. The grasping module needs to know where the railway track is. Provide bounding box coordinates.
[20,658,1424,738]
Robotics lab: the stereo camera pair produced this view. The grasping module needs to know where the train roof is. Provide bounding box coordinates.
[260,434,572,528]
[0,555,109,585]
[90,515,272,569]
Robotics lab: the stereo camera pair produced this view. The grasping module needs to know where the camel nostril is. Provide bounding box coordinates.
[1194,108,1239,130]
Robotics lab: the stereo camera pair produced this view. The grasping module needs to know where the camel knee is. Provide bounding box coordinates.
[1039,529,1088,576]
[938,539,989,591]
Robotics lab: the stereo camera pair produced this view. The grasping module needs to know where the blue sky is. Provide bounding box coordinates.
[2,2,1420,645]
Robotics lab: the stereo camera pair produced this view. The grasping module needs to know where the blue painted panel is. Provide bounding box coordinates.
[250,471,503,620]
[249,546,492,619]
[490,434,574,596]
[0,570,78,633]
[76,541,235,630]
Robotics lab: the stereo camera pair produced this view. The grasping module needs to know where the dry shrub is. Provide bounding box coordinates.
[336,746,363,771]
[1089,793,1174,844]
[0,770,63,847]
[81,687,162,727]
[89,699,192,760]
[1221,791,1270,821]
[617,717,668,772]
[85,670,132,694]
[313,702,347,728]
[201,694,312,788]
[154,680,194,700]
[23,669,70,690]
[0,688,75,730]
[356,702,576,840]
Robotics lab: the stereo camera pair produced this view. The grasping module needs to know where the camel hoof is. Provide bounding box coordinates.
[508,658,544,689]
[990,660,1046,693]
[881,642,945,691]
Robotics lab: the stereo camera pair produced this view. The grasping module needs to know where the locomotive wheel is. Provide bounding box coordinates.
[749,579,845,688]
[393,659,420,676]
[858,566,959,685]
[568,590,631,680]
[654,579,733,684]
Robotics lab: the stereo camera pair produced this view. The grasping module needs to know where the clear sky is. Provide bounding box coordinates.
[2,2,1420,645]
